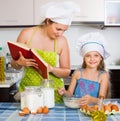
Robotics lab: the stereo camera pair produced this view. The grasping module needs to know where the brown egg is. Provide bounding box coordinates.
[19,111,26,116]
[81,105,87,110]
[93,105,98,111]
[111,104,119,111]
[37,107,43,114]
[42,106,49,114]
[22,107,30,114]
[104,104,112,112]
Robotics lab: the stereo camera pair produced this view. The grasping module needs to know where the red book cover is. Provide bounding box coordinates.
[7,41,31,60]
[7,41,48,79]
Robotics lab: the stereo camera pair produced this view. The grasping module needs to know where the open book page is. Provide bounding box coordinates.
[7,41,31,60]
[31,49,49,79]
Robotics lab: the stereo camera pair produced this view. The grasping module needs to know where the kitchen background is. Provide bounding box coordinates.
[0,0,120,101]
[0,25,120,67]
[0,0,120,68]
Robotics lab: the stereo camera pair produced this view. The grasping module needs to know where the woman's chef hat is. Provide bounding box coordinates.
[39,1,80,25]
[76,32,110,59]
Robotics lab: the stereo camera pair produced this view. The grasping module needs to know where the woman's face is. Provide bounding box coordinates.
[46,22,69,39]
[84,51,102,69]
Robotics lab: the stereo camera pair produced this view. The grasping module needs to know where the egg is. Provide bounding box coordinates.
[37,107,43,114]
[42,106,49,114]
[19,111,26,116]
[111,104,119,111]
[22,107,30,115]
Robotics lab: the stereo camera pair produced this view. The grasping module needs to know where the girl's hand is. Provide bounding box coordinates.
[79,95,92,106]
[15,51,38,68]
[58,87,66,96]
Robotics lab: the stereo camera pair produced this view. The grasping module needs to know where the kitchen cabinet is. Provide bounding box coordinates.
[0,0,104,26]
[0,83,17,102]
[109,70,120,98]
[105,0,120,26]
[34,0,104,25]
[74,0,104,22]
[0,0,34,26]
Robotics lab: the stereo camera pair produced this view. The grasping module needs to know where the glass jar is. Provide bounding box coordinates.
[21,86,44,111]
[41,79,55,108]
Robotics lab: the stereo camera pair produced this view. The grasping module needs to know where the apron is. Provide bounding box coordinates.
[73,68,104,98]
[18,27,64,103]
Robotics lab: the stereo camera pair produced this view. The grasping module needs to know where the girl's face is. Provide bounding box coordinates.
[84,51,102,69]
[46,22,69,39]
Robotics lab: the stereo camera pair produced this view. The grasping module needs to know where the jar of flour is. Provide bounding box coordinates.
[41,79,55,108]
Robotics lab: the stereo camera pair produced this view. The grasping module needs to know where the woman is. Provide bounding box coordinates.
[11,1,80,103]
[58,32,111,106]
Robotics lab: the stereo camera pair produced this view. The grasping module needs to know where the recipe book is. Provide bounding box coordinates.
[7,41,48,79]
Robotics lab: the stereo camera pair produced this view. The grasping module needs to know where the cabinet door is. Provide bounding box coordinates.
[105,0,120,26]
[0,0,33,26]
[75,0,104,22]
[34,0,104,25]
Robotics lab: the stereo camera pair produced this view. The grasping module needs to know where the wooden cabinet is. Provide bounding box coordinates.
[0,0,34,26]
[110,70,120,98]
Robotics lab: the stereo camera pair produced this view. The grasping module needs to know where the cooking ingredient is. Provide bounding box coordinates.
[21,86,44,111]
[104,105,112,112]
[91,110,106,121]
[19,106,49,116]
[22,107,30,114]
[0,47,5,82]
[42,106,49,114]
[111,104,119,111]
[41,79,55,108]
[37,107,43,114]
[19,111,26,116]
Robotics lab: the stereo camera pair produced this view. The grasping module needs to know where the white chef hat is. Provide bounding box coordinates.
[39,1,80,25]
[76,32,110,59]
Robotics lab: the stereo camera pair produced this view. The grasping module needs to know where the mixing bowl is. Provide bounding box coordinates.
[63,96,80,108]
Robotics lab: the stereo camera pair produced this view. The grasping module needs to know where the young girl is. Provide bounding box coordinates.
[58,32,111,106]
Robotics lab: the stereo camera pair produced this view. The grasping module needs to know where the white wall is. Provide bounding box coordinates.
[0,25,120,66]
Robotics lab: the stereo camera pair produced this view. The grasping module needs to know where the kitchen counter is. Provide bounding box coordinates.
[0,79,14,88]
[0,102,120,121]
[71,65,120,70]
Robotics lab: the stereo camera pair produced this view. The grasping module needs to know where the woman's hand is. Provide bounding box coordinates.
[14,51,38,68]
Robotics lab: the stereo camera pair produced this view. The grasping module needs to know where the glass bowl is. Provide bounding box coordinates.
[63,96,80,109]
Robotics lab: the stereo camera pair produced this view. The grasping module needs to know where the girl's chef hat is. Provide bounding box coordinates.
[39,1,80,25]
[76,32,110,59]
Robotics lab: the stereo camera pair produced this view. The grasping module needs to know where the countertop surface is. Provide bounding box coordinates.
[0,79,14,88]
[71,65,120,70]
[0,102,120,121]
